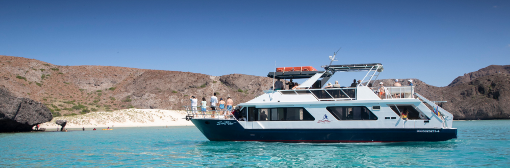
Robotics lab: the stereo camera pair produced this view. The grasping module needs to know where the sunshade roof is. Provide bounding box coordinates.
[323,63,383,72]
[267,71,331,79]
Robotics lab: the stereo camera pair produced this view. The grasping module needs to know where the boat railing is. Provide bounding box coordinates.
[182,106,235,120]
[370,86,415,99]
[278,88,356,101]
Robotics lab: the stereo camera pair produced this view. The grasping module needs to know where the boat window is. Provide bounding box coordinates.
[389,105,428,120]
[248,107,315,121]
[326,106,378,120]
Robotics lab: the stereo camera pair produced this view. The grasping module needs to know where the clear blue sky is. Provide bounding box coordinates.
[1,0,509,87]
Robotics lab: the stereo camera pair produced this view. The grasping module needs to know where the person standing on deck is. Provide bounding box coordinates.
[210,93,218,118]
[378,82,386,99]
[218,98,226,118]
[226,97,234,118]
[190,96,198,118]
[274,79,284,90]
[201,97,207,117]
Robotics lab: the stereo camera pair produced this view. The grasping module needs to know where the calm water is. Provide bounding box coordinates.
[1,120,509,167]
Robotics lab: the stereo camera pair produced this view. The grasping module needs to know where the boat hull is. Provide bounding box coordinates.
[191,119,457,142]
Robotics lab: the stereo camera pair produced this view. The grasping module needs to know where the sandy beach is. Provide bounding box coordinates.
[39,109,194,129]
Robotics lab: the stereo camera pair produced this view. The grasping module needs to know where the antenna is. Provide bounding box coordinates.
[328,47,341,66]
[272,61,276,91]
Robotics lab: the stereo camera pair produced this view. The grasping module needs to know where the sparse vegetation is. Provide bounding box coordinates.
[58,72,63,75]
[35,82,42,87]
[97,93,102,96]
[238,89,243,92]
[40,69,45,72]
[63,100,76,104]
[172,90,178,93]
[213,81,217,83]
[51,111,62,117]
[96,90,102,92]
[184,95,188,97]
[79,89,85,92]
[122,96,132,102]
[16,75,27,81]
[50,68,59,71]
[91,108,98,112]
[80,108,90,114]
[43,64,50,66]
[128,105,134,108]
[110,97,116,100]
[108,87,116,91]
[41,74,46,80]
[215,92,220,95]
[200,83,207,88]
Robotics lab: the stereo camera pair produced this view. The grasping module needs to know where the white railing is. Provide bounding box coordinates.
[370,86,415,99]
[278,88,357,101]
[183,106,235,120]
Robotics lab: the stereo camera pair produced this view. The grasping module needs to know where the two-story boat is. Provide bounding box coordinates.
[188,61,457,142]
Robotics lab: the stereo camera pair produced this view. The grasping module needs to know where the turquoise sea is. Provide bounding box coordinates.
[1,120,509,167]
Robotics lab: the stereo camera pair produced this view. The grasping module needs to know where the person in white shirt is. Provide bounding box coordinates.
[189,95,198,117]
[333,81,341,88]
[210,93,218,118]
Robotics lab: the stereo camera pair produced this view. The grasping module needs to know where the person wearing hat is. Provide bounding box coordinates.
[393,79,401,87]
[189,95,198,117]
[325,82,333,88]
[378,82,386,99]
[408,79,414,86]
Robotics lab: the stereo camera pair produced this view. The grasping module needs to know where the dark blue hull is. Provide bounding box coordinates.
[191,119,457,142]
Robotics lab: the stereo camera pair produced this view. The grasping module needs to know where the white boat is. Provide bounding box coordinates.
[189,60,457,142]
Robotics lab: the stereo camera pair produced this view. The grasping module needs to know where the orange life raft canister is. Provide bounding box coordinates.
[276,66,317,72]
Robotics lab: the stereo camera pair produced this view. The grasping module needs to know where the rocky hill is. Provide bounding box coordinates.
[0,55,272,117]
[375,66,510,120]
[1,55,509,120]
[448,65,510,87]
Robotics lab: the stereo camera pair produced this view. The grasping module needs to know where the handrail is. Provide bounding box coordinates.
[182,106,235,120]
[278,87,356,101]
[414,93,453,128]
[370,86,415,99]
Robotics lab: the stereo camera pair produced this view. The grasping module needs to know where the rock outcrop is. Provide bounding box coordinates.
[0,86,53,132]
[56,120,67,131]
[374,67,510,120]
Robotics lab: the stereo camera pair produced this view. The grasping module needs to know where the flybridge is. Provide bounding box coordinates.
[268,63,384,88]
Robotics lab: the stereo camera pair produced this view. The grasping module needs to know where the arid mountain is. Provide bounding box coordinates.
[1,55,509,120]
[0,55,272,117]
[448,65,510,87]
[375,66,510,120]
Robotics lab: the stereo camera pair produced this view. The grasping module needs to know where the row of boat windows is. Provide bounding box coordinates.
[245,107,315,121]
[240,106,428,121]
[326,106,378,120]
[241,106,378,121]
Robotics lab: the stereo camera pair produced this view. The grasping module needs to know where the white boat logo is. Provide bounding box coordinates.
[217,121,236,125]
[417,130,440,133]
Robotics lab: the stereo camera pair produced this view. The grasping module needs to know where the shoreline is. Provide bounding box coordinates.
[39,109,194,129]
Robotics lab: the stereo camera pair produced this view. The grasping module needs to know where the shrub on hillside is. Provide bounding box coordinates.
[16,75,27,81]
